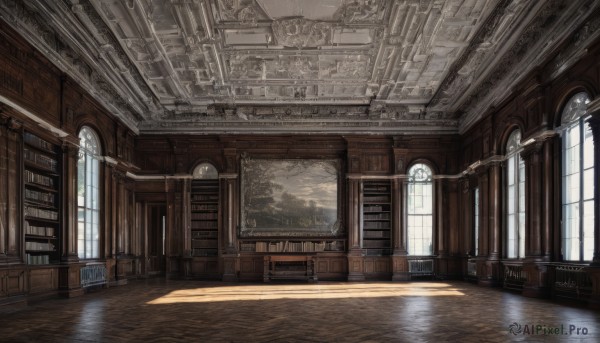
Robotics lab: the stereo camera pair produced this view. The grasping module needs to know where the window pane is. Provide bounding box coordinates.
[583,200,594,261]
[561,93,591,262]
[507,156,515,185]
[518,213,525,258]
[78,127,102,259]
[407,164,433,256]
[583,124,594,169]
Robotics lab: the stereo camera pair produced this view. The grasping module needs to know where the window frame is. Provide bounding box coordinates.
[405,162,434,256]
[559,91,594,262]
[504,129,526,259]
[77,126,102,260]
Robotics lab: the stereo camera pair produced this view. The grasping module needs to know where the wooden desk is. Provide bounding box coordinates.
[263,255,317,282]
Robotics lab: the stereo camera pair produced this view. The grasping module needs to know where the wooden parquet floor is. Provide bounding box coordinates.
[1,279,599,342]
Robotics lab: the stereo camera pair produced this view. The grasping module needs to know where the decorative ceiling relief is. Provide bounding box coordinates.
[271,18,331,48]
[1,0,597,134]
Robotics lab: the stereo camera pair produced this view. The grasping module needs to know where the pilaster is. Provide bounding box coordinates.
[221,173,239,282]
[347,176,364,281]
[391,177,409,281]
[586,111,600,266]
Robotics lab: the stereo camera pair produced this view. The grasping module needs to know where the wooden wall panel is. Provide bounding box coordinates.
[0,21,61,126]
[28,267,58,294]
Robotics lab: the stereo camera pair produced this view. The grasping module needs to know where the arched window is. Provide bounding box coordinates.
[561,92,594,261]
[192,162,219,179]
[406,163,433,255]
[505,130,525,259]
[78,127,101,259]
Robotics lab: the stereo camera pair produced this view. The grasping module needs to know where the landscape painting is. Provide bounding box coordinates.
[240,158,341,237]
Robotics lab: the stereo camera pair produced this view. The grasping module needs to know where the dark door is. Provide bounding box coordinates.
[147,203,166,276]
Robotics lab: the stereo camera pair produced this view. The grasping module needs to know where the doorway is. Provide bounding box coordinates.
[146,203,166,276]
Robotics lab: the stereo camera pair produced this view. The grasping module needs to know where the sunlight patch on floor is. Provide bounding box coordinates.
[147,282,465,304]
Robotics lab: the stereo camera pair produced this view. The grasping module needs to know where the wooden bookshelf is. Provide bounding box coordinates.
[23,132,60,265]
[190,179,219,257]
[238,239,345,253]
[362,180,392,256]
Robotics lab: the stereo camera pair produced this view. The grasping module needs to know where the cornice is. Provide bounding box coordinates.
[0,0,149,133]
[458,0,600,134]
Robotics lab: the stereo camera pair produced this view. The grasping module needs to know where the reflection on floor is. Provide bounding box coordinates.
[1,279,599,342]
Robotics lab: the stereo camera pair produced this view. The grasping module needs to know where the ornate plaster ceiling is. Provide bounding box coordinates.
[1,0,599,134]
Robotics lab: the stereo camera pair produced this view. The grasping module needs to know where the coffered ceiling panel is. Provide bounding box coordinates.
[1,0,598,134]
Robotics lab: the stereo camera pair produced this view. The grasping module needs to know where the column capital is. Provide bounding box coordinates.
[520,141,544,161]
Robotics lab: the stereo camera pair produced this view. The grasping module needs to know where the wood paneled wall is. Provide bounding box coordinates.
[459,30,600,298]
[0,19,138,304]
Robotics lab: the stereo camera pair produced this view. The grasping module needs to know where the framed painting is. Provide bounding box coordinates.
[240,158,342,237]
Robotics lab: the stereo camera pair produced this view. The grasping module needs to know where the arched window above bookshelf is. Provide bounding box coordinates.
[192,163,218,179]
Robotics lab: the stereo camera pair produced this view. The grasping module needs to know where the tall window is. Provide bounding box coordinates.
[78,127,101,259]
[561,92,594,261]
[505,130,525,259]
[407,163,433,255]
[473,187,480,256]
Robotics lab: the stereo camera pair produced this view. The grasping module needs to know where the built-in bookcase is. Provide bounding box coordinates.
[362,180,392,256]
[23,132,60,265]
[190,179,219,257]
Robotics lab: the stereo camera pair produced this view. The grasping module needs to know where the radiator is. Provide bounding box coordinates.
[81,263,108,288]
[408,259,434,276]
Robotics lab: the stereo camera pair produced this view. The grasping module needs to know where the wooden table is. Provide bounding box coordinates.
[263,254,317,282]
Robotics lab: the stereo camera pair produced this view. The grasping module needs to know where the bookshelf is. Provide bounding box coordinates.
[238,239,345,253]
[190,179,219,257]
[23,132,60,265]
[362,180,392,256]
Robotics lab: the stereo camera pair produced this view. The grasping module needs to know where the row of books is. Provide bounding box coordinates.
[191,221,217,229]
[364,205,386,212]
[25,188,55,206]
[364,186,390,192]
[25,222,56,237]
[363,240,390,248]
[24,148,58,172]
[364,213,391,220]
[364,230,390,238]
[24,205,58,220]
[192,195,218,202]
[24,132,55,152]
[191,212,218,220]
[24,170,55,187]
[192,230,218,239]
[364,221,390,229]
[364,195,390,203]
[192,240,218,248]
[26,253,51,265]
[254,241,343,253]
[191,204,218,211]
[25,241,56,251]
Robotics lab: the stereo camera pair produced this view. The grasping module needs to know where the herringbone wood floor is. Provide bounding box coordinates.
[1,279,599,342]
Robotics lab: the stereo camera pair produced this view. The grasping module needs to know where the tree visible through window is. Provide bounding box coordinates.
[561,92,594,262]
[407,163,433,255]
[78,127,101,259]
[506,130,525,259]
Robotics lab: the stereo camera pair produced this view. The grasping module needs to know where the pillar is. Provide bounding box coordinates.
[392,177,408,280]
[347,176,364,281]
[586,112,600,265]
[0,114,22,263]
[520,140,549,297]
[221,173,239,282]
